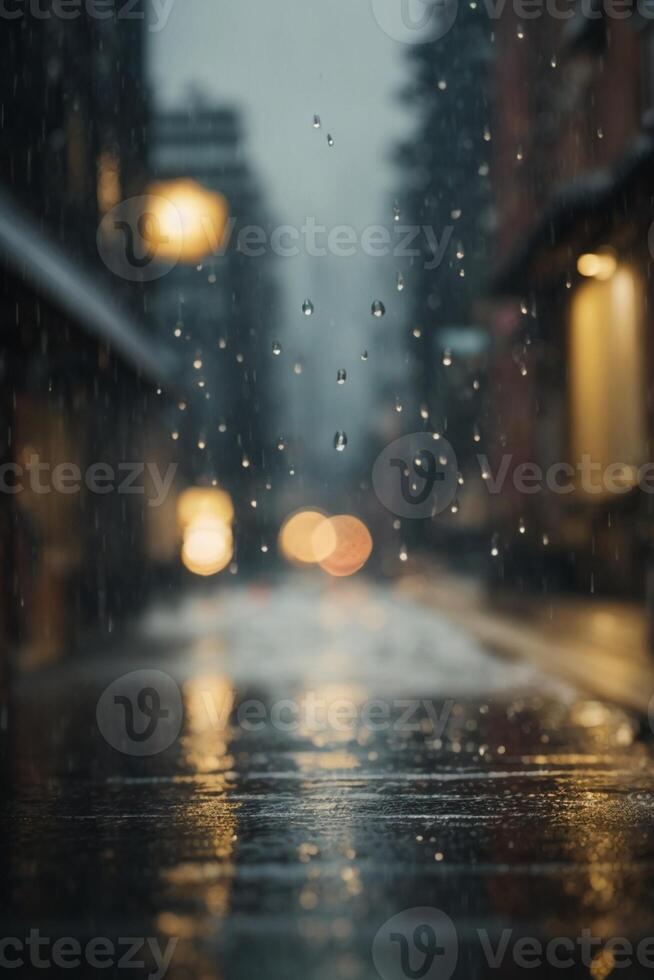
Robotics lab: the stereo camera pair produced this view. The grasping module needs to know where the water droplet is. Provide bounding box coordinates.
[361,350,368,361]
[542,533,550,546]
[313,114,321,128]
[337,368,347,385]
[276,436,286,451]
[438,78,447,90]
[442,349,453,367]
[395,398,403,413]
[302,299,314,316]
[334,431,348,452]
[242,455,251,469]
[518,518,526,534]
[396,272,405,292]
[550,54,557,68]
[473,424,481,443]
[399,547,408,562]
[371,300,385,318]
[293,362,303,375]
[327,134,334,147]
[272,341,282,356]
[420,404,428,420]
[393,200,401,222]
[197,439,206,450]
[193,358,202,370]
[171,431,179,441]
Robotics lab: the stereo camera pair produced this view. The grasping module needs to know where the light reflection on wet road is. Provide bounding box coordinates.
[2,577,654,979]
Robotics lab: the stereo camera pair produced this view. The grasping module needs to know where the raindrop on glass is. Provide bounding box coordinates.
[371,300,385,318]
[396,272,405,292]
[442,349,453,367]
[276,436,286,451]
[272,341,282,355]
[327,134,334,147]
[334,431,348,452]
[361,350,368,361]
[393,200,401,222]
[302,299,314,316]
[337,368,347,385]
[313,114,321,128]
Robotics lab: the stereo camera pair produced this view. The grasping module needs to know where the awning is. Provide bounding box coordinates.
[0,188,178,387]
[490,132,654,296]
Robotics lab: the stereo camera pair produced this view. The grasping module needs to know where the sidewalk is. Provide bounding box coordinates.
[401,564,654,716]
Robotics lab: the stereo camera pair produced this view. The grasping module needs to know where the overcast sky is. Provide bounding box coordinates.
[149,0,417,491]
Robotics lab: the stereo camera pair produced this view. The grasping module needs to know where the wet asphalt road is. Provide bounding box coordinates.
[2,577,654,979]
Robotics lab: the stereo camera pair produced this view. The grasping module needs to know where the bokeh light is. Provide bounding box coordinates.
[316,515,373,578]
[278,509,336,565]
[181,518,233,576]
[177,487,234,530]
[144,179,229,264]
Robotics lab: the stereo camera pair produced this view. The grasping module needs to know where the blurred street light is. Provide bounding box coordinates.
[144,178,229,264]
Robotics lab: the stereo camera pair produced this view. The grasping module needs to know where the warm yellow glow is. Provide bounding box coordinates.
[181,518,233,576]
[317,516,373,578]
[569,264,645,495]
[278,509,336,565]
[177,486,234,530]
[577,249,617,281]
[97,150,121,214]
[144,179,229,264]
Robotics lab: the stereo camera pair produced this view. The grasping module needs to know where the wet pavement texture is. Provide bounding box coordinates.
[2,577,654,979]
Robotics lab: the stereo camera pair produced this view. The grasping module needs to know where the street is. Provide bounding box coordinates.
[2,576,653,979]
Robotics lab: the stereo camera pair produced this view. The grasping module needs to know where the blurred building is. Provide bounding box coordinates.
[0,8,180,684]
[148,105,278,568]
[486,13,654,598]
[394,11,494,558]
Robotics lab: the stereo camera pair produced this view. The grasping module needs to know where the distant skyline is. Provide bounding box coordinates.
[149,0,417,494]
